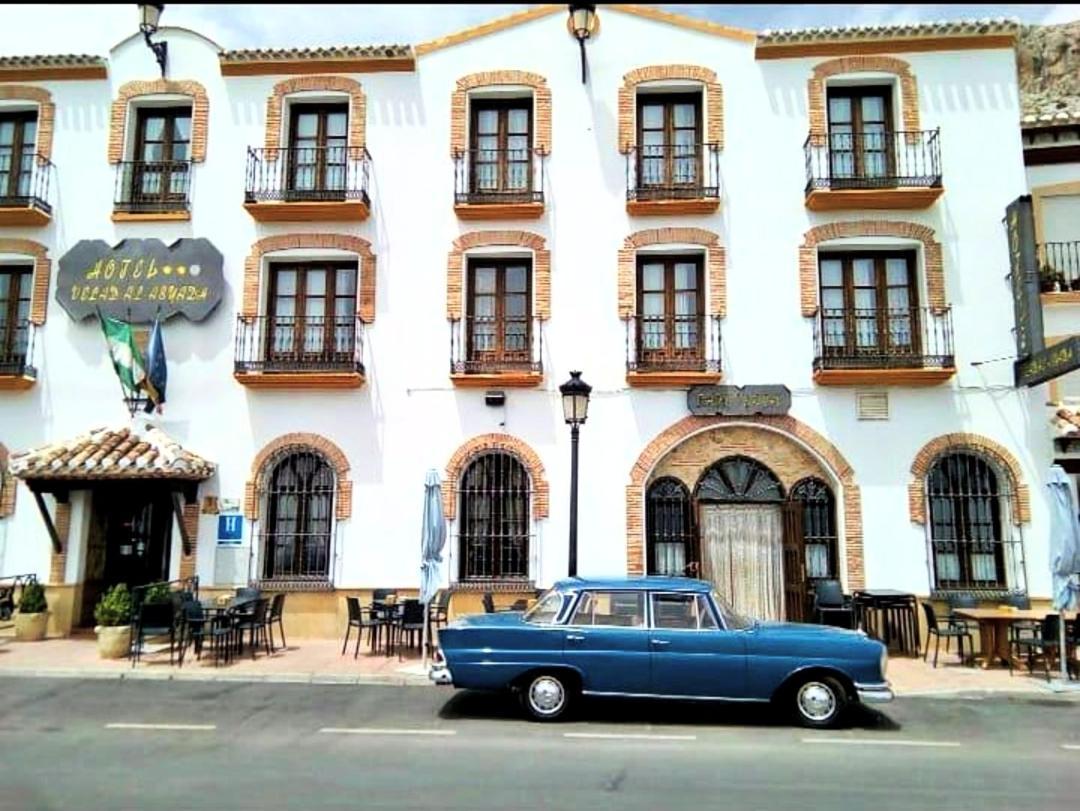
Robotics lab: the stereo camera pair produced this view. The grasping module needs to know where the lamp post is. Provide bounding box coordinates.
[559,370,592,577]
[138,4,168,78]
[567,4,597,84]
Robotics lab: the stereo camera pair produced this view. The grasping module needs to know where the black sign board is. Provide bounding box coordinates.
[56,238,224,323]
[1004,195,1044,360]
[688,385,791,417]
[1016,336,1080,387]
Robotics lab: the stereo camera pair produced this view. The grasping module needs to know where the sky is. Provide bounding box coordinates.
[0,4,1077,56]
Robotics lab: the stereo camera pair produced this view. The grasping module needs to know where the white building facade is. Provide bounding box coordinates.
[0,7,1054,637]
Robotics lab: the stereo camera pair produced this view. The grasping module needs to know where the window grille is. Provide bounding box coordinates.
[458,452,531,581]
[646,477,696,576]
[695,456,784,502]
[790,477,838,580]
[260,450,335,583]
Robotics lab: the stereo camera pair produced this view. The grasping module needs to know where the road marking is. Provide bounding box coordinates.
[802,738,960,748]
[105,723,216,731]
[319,727,456,736]
[564,732,697,741]
[1062,744,1080,751]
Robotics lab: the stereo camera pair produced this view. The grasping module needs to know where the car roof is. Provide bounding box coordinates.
[551,576,713,593]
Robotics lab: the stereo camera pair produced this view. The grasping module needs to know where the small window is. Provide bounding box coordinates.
[570,591,645,628]
[466,257,533,371]
[636,92,702,189]
[825,85,894,181]
[651,593,717,630]
[287,102,348,197]
[262,450,335,582]
[459,452,531,581]
[129,107,192,210]
[636,255,705,369]
[0,111,38,201]
[266,262,358,366]
[470,98,533,197]
[0,266,32,366]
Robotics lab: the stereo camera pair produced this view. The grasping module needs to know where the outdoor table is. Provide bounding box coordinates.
[952,608,1063,670]
[853,590,920,657]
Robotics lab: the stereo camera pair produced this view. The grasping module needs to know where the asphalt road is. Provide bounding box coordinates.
[0,677,1077,811]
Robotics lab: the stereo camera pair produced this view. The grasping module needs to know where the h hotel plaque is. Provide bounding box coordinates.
[687,385,792,417]
[57,238,225,323]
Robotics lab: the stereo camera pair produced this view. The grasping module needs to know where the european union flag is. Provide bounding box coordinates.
[143,317,167,414]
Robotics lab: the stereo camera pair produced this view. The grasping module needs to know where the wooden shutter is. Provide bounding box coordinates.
[782,500,807,622]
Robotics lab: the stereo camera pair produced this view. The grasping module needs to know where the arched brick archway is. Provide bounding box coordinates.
[444,433,549,521]
[446,230,550,320]
[627,415,864,589]
[245,433,352,521]
[908,433,1030,525]
[808,56,919,139]
[618,227,725,318]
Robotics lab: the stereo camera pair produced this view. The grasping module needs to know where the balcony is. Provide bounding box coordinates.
[625,143,721,216]
[812,306,955,386]
[453,148,545,220]
[112,160,192,222]
[244,146,371,222]
[625,314,722,387]
[0,154,52,227]
[449,315,543,387]
[803,129,943,211]
[1038,241,1080,304]
[0,321,37,390]
[233,315,366,389]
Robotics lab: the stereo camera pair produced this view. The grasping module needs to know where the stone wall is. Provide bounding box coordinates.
[1018,22,1080,120]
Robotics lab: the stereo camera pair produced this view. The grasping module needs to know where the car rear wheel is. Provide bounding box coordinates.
[519,672,574,722]
[791,676,847,729]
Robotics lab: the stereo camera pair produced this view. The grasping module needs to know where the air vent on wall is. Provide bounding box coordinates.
[856,391,889,421]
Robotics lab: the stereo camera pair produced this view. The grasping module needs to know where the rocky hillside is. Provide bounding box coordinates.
[1018,21,1080,124]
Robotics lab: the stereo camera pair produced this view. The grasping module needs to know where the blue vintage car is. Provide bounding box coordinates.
[430,576,892,728]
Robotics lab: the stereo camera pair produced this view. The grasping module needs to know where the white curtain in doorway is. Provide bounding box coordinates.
[700,504,785,622]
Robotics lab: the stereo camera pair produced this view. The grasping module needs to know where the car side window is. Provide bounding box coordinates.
[570,591,645,628]
[651,593,719,630]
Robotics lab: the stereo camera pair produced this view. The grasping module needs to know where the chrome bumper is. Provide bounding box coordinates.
[855,682,894,704]
[429,664,453,686]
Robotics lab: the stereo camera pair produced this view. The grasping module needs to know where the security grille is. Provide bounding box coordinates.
[261,451,335,582]
[790,478,838,580]
[856,391,889,420]
[458,452,531,581]
[646,477,696,576]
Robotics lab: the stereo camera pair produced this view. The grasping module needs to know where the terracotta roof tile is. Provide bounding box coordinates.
[220,44,412,62]
[9,426,215,481]
[0,54,105,69]
[758,17,1021,45]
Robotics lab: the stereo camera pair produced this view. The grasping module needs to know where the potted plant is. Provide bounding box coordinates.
[1040,266,1059,293]
[14,580,48,641]
[1069,276,1080,292]
[143,582,171,604]
[94,584,133,659]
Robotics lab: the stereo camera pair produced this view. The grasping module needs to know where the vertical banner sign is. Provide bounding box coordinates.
[1004,195,1044,362]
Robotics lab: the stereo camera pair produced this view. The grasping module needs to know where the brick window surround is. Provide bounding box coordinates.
[0,85,55,162]
[618,228,725,318]
[799,220,945,317]
[626,415,865,590]
[0,443,16,518]
[0,238,50,325]
[450,71,551,157]
[808,56,919,141]
[265,76,366,152]
[447,231,550,320]
[618,65,723,154]
[244,433,353,522]
[444,433,549,521]
[242,234,377,323]
[108,79,209,163]
[908,433,1030,526]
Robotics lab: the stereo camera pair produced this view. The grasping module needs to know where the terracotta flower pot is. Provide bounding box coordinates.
[14,612,48,641]
[96,625,132,659]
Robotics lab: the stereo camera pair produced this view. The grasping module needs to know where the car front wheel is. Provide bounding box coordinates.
[791,676,847,729]
[520,672,574,722]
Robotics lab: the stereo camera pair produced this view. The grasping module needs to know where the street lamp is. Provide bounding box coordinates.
[559,370,592,577]
[138,4,168,78]
[567,4,597,84]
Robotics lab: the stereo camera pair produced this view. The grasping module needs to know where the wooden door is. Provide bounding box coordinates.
[782,500,807,622]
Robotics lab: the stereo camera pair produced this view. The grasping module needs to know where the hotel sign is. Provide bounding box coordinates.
[687,385,791,417]
[56,238,225,323]
[1016,336,1080,388]
[1004,196,1044,361]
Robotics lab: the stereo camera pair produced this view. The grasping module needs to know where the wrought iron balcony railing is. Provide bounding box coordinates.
[813,306,954,371]
[626,314,722,373]
[449,315,543,375]
[453,148,544,205]
[245,146,371,205]
[0,153,53,215]
[804,129,942,192]
[0,319,37,380]
[1038,240,1080,292]
[626,142,721,202]
[113,160,192,213]
[234,315,365,375]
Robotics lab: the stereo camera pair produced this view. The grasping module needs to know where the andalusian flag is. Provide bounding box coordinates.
[99,313,149,397]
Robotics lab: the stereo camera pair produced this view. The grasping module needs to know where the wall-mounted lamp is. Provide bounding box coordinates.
[138,4,168,78]
[567,4,597,84]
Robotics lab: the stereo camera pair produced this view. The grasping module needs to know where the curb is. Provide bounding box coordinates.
[0,668,433,687]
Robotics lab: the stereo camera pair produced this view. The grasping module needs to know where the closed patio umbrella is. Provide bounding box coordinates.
[1046,466,1080,683]
[420,469,447,670]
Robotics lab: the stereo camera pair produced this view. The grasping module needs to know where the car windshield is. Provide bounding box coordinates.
[523,589,566,624]
[711,589,752,630]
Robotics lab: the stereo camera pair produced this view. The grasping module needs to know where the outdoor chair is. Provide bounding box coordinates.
[206,610,236,667]
[1004,593,1040,645]
[945,593,980,649]
[234,598,272,660]
[812,580,855,629]
[482,592,516,614]
[395,599,426,661]
[177,600,207,667]
[920,601,974,668]
[342,596,378,659]
[1011,615,1062,681]
[266,593,286,651]
[131,601,178,668]
[235,587,261,605]
[429,589,450,630]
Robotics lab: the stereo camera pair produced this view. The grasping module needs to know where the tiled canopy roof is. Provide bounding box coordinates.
[9,426,216,481]
[0,54,105,69]
[220,44,412,62]
[758,17,1021,44]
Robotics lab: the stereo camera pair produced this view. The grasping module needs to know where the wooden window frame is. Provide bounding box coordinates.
[0,110,38,200]
[266,261,358,367]
[635,253,706,367]
[468,97,534,197]
[263,451,335,582]
[286,102,349,199]
[465,256,533,370]
[0,265,32,365]
[635,91,703,192]
[131,106,192,207]
[825,84,896,183]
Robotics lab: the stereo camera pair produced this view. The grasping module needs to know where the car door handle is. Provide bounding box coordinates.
[650,639,670,647]
[566,633,586,642]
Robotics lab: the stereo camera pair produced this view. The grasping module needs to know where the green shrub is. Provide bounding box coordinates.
[144,582,171,604]
[18,580,47,614]
[94,584,132,627]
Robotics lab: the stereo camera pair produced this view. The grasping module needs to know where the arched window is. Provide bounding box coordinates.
[262,450,335,582]
[790,478,838,580]
[646,477,695,576]
[459,452,530,581]
[926,452,1007,590]
[695,456,784,502]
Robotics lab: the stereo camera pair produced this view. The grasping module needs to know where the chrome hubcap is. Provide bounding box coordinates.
[797,682,836,722]
[529,676,565,715]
